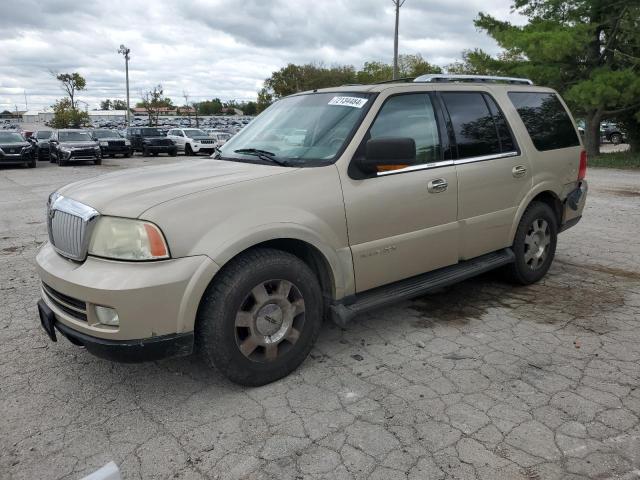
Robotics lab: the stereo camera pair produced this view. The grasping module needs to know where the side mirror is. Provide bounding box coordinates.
[359,137,417,174]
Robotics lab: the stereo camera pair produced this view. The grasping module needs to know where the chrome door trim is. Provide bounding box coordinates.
[453,151,519,165]
[376,160,454,176]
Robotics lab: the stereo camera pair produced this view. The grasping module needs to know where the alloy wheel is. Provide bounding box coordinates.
[234,279,305,363]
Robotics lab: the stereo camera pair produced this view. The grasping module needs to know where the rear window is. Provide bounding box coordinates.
[441,92,516,159]
[508,92,580,151]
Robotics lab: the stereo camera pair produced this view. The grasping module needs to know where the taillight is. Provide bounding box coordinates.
[578,150,587,181]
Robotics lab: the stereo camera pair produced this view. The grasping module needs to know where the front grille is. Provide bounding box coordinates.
[42,282,87,322]
[200,139,215,144]
[50,211,85,259]
[150,139,172,146]
[71,148,97,157]
[108,140,125,147]
[47,196,99,261]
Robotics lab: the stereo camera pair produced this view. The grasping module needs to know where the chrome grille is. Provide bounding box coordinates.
[47,194,99,261]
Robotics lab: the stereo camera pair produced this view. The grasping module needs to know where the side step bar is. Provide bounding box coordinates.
[330,248,515,326]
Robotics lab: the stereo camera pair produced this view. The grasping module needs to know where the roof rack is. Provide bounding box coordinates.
[413,74,533,85]
[374,77,416,84]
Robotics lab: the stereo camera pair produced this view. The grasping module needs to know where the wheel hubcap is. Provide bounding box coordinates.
[523,218,551,270]
[234,279,305,362]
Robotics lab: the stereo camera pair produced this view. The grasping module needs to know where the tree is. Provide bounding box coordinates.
[137,85,173,126]
[470,0,640,157]
[54,72,86,109]
[50,98,89,128]
[198,98,223,115]
[100,99,128,111]
[240,101,257,116]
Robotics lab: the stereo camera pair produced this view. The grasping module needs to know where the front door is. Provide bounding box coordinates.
[341,93,459,292]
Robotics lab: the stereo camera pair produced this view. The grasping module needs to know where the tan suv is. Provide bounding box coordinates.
[36,75,588,385]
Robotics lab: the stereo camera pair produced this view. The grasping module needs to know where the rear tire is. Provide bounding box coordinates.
[504,201,557,285]
[196,248,323,386]
[610,133,623,145]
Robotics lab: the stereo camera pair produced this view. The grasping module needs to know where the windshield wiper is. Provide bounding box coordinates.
[233,148,289,166]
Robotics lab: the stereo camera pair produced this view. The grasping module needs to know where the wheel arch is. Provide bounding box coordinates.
[509,187,563,243]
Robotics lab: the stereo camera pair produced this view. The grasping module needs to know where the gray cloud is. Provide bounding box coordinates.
[0,0,522,111]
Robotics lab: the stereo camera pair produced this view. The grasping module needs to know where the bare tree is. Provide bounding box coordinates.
[139,85,171,126]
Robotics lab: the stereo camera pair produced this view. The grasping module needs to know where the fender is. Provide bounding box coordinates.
[509,180,563,243]
[200,222,354,300]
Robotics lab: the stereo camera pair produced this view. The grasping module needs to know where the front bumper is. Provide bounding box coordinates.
[36,242,219,347]
[0,152,32,164]
[192,144,215,154]
[38,299,194,362]
[143,144,176,153]
[100,145,133,155]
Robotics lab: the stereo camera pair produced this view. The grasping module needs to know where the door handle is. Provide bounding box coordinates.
[427,178,448,193]
[512,165,527,178]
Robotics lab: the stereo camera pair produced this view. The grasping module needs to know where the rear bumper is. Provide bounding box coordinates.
[561,180,588,231]
[38,299,194,362]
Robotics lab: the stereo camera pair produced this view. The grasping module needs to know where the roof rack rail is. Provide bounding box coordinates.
[374,77,416,84]
[413,74,534,85]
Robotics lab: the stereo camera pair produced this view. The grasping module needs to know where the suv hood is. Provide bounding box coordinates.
[57,159,297,218]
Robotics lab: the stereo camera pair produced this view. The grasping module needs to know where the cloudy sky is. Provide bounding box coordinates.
[0,0,523,112]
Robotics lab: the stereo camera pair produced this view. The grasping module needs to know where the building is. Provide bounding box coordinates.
[88,110,127,122]
[132,106,196,116]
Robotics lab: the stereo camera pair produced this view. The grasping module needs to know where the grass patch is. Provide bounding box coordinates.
[590,151,640,169]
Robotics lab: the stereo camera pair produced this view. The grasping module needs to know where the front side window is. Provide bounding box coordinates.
[508,92,580,151]
[220,92,373,166]
[442,92,503,159]
[141,128,163,136]
[368,93,441,164]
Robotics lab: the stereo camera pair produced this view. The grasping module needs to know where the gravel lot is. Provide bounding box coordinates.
[1,158,639,480]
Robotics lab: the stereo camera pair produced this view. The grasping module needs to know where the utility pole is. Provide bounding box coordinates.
[392,0,406,80]
[118,45,131,126]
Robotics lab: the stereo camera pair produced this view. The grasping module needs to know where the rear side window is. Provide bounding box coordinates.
[508,92,580,151]
[442,92,516,159]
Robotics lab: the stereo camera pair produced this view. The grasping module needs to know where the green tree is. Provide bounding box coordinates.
[99,99,128,111]
[198,98,223,115]
[99,99,112,110]
[50,98,89,128]
[55,72,86,109]
[469,0,640,156]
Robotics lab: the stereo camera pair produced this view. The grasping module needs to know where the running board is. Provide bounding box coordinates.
[330,248,514,326]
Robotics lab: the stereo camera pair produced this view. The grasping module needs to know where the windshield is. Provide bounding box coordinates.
[36,131,52,139]
[141,128,163,136]
[93,129,121,138]
[217,133,231,140]
[220,92,373,165]
[183,129,206,137]
[0,132,24,143]
[59,131,92,142]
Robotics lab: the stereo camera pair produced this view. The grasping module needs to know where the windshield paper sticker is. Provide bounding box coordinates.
[328,96,368,108]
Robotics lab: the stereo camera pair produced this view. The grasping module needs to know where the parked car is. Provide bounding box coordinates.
[49,129,102,166]
[203,129,232,148]
[601,122,626,145]
[166,128,217,155]
[0,131,35,168]
[125,127,177,156]
[30,130,53,161]
[36,75,587,386]
[90,129,133,158]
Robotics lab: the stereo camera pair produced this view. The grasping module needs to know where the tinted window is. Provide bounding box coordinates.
[484,95,516,152]
[442,92,501,159]
[369,94,440,164]
[508,92,580,151]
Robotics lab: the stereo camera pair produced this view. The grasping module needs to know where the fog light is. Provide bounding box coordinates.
[95,306,119,326]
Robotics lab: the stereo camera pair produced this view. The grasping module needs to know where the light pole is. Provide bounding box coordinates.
[118,44,131,126]
[392,0,406,80]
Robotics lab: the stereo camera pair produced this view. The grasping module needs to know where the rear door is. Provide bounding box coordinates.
[439,91,531,259]
[341,92,459,292]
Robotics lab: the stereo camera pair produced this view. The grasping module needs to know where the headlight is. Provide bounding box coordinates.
[60,146,71,152]
[100,141,108,146]
[88,217,170,261]
[124,139,131,146]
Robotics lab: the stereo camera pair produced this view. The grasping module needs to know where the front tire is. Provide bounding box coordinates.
[610,133,623,145]
[185,144,193,156]
[505,201,557,285]
[196,248,322,386]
